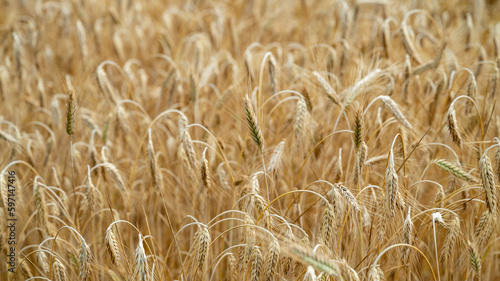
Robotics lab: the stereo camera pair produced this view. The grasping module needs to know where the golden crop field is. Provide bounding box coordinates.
[0,0,499,280]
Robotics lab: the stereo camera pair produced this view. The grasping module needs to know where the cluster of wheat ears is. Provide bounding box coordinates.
[0,0,500,280]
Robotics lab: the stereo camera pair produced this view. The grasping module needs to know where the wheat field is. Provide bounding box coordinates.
[0,0,500,280]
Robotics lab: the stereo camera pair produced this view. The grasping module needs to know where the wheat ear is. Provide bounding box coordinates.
[201,147,211,189]
[385,149,398,215]
[468,241,481,280]
[263,238,280,281]
[379,95,412,129]
[243,95,264,152]
[446,104,463,147]
[53,258,67,281]
[402,207,412,263]
[474,210,496,249]
[479,153,497,212]
[441,215,460,263]
[147,128,163,190]
[312,71,340,105]
[250,246,263,281]
[37,250,50,274]
[134,234,149,281]
[367,264,384,281]
[319,203,335,247]
[105,228,121,266]
[78,238,91,281]
[434,159,476,183]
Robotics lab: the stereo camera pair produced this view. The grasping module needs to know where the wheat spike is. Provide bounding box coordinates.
[268,55,277,94]
[182,130,199,171]
[178,143,198,182]
[228,253,237,281]
[353,111,363,150]
[263,238,280,281]
[243,95,264,152]
[294,97,309,140]
[134,234,149,281]
[250,246,263,281]
[147,128,163,190]
[339,259,359,281]
[103,162,126,191]
[379,95,412,129]
[79,239,91,281]
[289,247,340,277]
[238,215,256,269]
[86,166,99,212]
[254,194,270,227]
[76,20,88,60]
[489,62,499,98]
[402,207,412,263]
[313,71,339,105]
[367,264,384,281]
[267,141,285,174]
[319,203,335,246]
[201,147,211,189]
[474,210,496,249]
[479,153,497,212]
[53,258,68,281]
[33,178,50,235]
[494,139,500,180]
[302,88,313,111]
[385,149,398,215]
[195,227,210,271]
[446,105,463,147]
[37,250,50,274]
[105,228,121,266]
[336,184,361,213]
[434,159,476,182]
[441,215,460,263]
[66,90,76,137]
[468,240,481,279]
